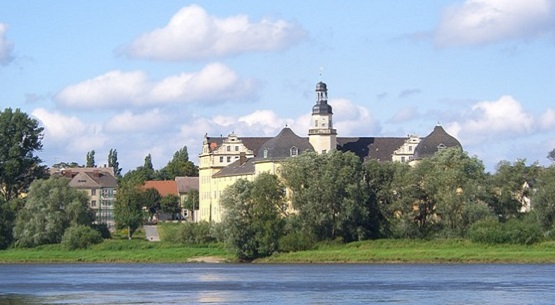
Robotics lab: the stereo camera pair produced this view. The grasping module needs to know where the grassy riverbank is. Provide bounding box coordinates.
[257,239,555,264]
[1,238,555,264]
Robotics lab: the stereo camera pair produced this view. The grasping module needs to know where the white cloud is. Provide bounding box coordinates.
[32,108,107,157]
[448,95,535,144]
[0,23,14,65]
[332,98,381,136]
[105,109,173,133]
[539,108,555,130]
[124,4,306,61]
[435,0,555,47]
[55,63,258,109]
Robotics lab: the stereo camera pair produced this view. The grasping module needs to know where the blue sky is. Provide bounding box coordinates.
[1,1,555,173]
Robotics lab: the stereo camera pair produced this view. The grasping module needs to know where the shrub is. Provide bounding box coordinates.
[167,222,216,245]
[61,225,103,250]
[279,232,316,252]
[92,223,112,239]
[468,217,543,245]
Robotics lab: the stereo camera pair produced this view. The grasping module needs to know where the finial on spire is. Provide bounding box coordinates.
[319,66,324,81]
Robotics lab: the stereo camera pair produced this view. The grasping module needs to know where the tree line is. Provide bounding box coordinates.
[0,108,199,249]
[216,149,555,260]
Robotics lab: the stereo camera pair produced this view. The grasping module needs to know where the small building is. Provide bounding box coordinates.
[51,167,118,230]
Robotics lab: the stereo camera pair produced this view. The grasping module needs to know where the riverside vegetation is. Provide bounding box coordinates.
[2,107,555,263]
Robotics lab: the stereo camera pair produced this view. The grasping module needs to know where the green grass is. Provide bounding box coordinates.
[0,226,232,264]
[256,239,555,264]
[2,229,555,264]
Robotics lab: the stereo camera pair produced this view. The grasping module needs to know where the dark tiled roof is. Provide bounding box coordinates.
[337,137,406,162]
[255,128,314,161]
[213,157,256,178]
[414,125,462,159]
[66,169,117,189]
[175,176,199,193]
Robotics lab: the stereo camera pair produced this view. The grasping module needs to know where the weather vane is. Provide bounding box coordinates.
[319,66,324,81]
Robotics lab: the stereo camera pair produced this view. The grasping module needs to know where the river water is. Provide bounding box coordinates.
[1,263,554,304]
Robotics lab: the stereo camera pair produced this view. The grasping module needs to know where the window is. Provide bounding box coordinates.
[235,146,239,151]
[290,146,298,157]
[315,120,318,127]
[219,156,224,162]
[263,149,268,159]
[401,156,406,163]
[227,156,231,162]
[437,143,447,150]
[409,146,413,152]
[227,146,231,152]
[91,200,96,207]
[91,189,96,196]
[322,149,326,154]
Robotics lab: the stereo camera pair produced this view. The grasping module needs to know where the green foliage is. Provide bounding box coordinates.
[221,174,285,260]
[114,179,146,239]
[92,223,112,239]
[0,197,15,249]
[548,148,555,163]
[86,150,95,167]
[532,166,555,231]
[281,151,374,242]
[108,149,122,178]
[143,188,161,216]
[183,190,199,222]
[486,159,540,221]
[468,216,543,245]
[157,146,198,180]
[0,108,48,202]
[61,225,103,250]
[160,194,181,214]
[163,222,216,245]
[13,177,94,248]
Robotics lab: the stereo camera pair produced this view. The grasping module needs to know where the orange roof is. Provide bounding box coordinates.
[142,181,178,197]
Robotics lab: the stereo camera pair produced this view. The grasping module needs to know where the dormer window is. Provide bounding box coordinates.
[437,143,447,150]
[290,146,298,157]
[263,149,268,159]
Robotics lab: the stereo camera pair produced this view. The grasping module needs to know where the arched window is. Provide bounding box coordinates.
[290,146,298,157]
[263,149,268,159]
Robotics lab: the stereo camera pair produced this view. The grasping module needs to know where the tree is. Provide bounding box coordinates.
[391,148,490,238]
[221,173,285,260]
[157,146,198,180]
[120,154,156,184]
[548,148,555,163]
[143,188,161,218]
[280,151,370,242]
[114,179,145,239]
[51,161,81,169]
[0,197,16,249]
[0,108,48,202]
[86,150,95,167]
[13,177,94,248]
[532,166,555,231]
[160,194,181,216]
[486,159,540,221]
[108,149,122,178]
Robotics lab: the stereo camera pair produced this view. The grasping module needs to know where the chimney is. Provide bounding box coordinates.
[239,152,247,165]
[93,169,100,178]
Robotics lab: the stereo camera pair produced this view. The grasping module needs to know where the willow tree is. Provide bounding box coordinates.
[221,173,285,260]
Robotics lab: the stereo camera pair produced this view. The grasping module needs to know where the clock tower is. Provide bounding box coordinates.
[309,81,337,154]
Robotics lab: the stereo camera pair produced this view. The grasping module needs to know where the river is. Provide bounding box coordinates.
[1,263,554,304]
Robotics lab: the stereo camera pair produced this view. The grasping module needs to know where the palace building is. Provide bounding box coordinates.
[198,81,461,222]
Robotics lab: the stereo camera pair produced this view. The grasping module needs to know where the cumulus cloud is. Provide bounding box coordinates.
[448,95,535,144]
[124,4,306,61]
[105,109,173,133]
[332,98,381,136]
[435,0,555,47]
[0,23,14,65]
[55,63,258,109]
[32,108,107,155]
[539,108,555,130]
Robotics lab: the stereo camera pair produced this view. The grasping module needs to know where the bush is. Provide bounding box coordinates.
[92,223,112,239]
[279,232,316,252]
[61,225,103,250]
[166,222,216,245]
[468,217,543,245]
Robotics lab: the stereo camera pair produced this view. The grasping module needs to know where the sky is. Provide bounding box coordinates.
[1,0,555,173]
